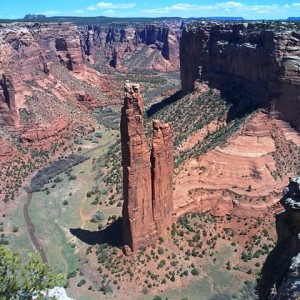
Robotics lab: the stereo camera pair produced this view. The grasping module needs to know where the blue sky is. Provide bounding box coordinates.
[1,1,300,19]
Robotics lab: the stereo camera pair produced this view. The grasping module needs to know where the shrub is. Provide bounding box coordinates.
[69,174,77,180]
[12,226,19,232]
[157,247,164,255]
[77,279,86,287]
[90,211,105,223]
[191,268,199,276]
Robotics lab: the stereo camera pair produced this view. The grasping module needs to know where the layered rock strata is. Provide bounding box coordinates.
[180,22,300,128]
[0,22,85,129]
[0,22,84,80]
[82,22,180,71]
[121,82,174,253]
[151,120,174,233]
[0,74,19,127]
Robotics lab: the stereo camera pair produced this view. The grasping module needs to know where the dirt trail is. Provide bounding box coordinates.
[77,177,89,229]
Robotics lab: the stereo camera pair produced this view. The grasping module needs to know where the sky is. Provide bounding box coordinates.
[1,1,300,20]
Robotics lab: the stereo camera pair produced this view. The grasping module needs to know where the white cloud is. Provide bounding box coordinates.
[87,6,96,10]
[96,2,114,8]
[39,10,62,16]
[76,9,84,13]
[103,9,115,14]
[249,4,279,12]
[171,3,196,11]
[87,2,136,10]
[257,10,268,14]
[118,3,136,8]
[216,2,244,9]
[143,2,244,14]
[143,3,215,14]
[142,1,292,18]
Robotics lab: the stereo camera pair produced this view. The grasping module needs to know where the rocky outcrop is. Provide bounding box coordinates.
[82,22,180,71]
[0,22,86,129]
[20,117,69,150]
[121,82,174,253]
[0,140,13,161]
[259,176,300,299]
[0,22,85,79]
[0,74,19,127]
[121,82,156,254]
[73,91,97,109]
[151,120,174,233]
[180,22,300,128]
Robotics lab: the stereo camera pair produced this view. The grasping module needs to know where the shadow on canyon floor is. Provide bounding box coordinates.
[146,90,184,118]
[70,218,123,247]
[146,86,262,123]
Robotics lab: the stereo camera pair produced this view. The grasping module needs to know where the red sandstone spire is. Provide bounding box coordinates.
[121,82,155,254]
[121,82,174,254]
[151,120,174,234]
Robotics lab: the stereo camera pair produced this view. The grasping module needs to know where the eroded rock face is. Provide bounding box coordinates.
[277,177,300,243]
[259,176,300,299]
[0,22,84,79]
[82,22,180,71]
[0,74,19,127]
[121,83,174,253]
[151,120,174,234]
[73,91,97,109]
[180,22,300,128]
[121,82,156,251]
[0,22,85,129]
[20,117,69,150]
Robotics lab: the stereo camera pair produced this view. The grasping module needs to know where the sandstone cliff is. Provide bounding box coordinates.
[82,22,180,71]
[121,82,174,253]
[180,22,300,128]
[0,22,85,129]
[0,22,119,152]
[0,22,84,79]
[0,74,19,127]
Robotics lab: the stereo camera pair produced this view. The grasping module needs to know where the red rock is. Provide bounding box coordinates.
[73,90,98,109]
[20,117,69,149]
[151,120,174,234]
[121,83,174,253]
[121,82,156,252]
[0,74,19,128]
[0,22,86,130]
[0,140,13,161]
[82,22,180,71]
[180,22,300,128]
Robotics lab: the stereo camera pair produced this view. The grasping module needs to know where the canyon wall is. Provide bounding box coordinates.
[259,176,300,299]
[82,22,180,71]
[0,22,84,80]
[0,22,85,129]
[121,82,174,254]
[180,22,300,128]
[0,74,19,127]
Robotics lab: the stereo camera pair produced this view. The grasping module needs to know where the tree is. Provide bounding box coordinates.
[0,246,19,299]
[0,246,66,299]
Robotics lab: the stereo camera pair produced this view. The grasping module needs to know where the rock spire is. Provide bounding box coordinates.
[121,82,174,254]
